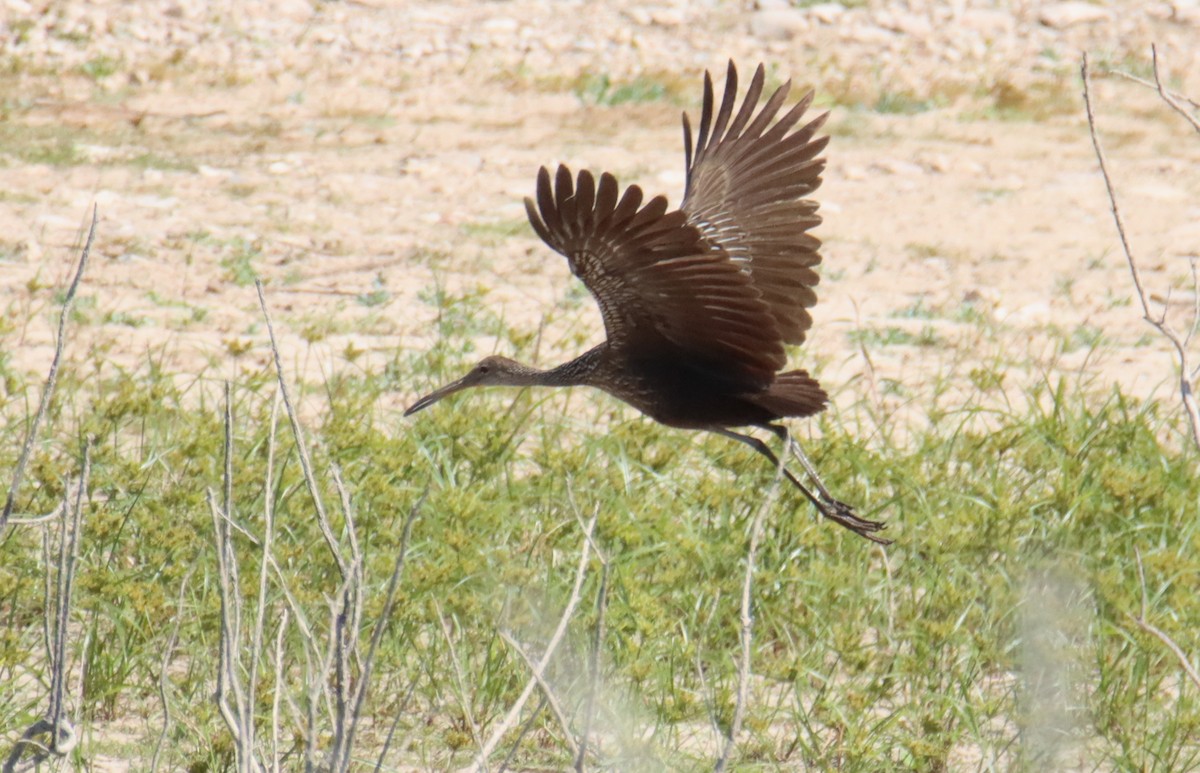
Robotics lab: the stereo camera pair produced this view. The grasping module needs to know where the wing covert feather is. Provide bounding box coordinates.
[525,165,785,386]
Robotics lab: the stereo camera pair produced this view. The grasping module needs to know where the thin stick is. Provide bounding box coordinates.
[329,465,361,772]
[48,440,89,756]
[6,501,66,527]
[715,439,786,772]
[348,494,424,764]
[373,676,422,771]
[1131,550,1200,690]
[251,391,280,770]
[471,512,598,771]
[498,630,581,760]
[1148,45,1200,134]
[6,443,92,770]
[151,567,193,772]
[255,279,345,576]
[497,695,549,773]
[1081,51,1200,450]
[208,490,247,766]
[436,605,484,760]
[270,609,289,773]
[1107,68,1200,114]
[2,206,96,531]
[1082,53,1153,319]
[574,560,609,772]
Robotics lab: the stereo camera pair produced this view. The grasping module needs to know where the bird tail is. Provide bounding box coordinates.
[752,370,828,418]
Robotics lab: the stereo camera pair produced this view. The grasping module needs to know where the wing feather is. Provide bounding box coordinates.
[682,61,830,345]
[525,164,784,386]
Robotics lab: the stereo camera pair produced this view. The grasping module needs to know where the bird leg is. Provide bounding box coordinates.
[713,426,890,545]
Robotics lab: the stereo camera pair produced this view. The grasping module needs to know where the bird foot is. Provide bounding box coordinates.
[816,495,891,545]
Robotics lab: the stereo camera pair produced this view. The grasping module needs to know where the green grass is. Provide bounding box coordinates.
[2,296,1199,769]
[572,72,684,107]
[219,237,263,287]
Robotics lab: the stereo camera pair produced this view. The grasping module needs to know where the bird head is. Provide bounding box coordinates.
[404,355,528,416]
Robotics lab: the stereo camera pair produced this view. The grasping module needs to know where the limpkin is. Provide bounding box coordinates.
[406,61,888,544]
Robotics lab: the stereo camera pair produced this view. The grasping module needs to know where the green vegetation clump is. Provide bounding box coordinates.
[1,321,1198,768]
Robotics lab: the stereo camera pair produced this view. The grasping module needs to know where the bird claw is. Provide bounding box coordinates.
[817,494,891,545]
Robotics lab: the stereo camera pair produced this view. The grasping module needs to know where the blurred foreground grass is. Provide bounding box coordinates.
[1,311,1198,771]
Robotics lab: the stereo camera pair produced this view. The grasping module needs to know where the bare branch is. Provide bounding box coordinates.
[373,676,422,771]
[255,279,345,576]
[1107,69,1200,115]
[2,206,97,531]
[1149,45,1200,135]
[49,440,89,756]
[151,567,194,772]
[1081,51,1200,450]
[5,442,91,772]
[497,696,548,773]
[716,433,787,772]
[498,630,581,760]
[575,559,609,772]
[347,493,425,763]
[1081,54,1152,321]
[471,511,598,771]
[1131,551,1200,691]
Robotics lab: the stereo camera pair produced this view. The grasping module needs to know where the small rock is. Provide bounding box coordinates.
[875,9,932,36]
[625,8,652,25]
[268,161,291,174]
[750,8,808,39]
[480,17,518,34]
[959,8,1014,35]
[845,24,897,45]
[915,152,952,173]
[807,2,846,24]
[16,238,42,263]
[1038,2,1112,29]
[841,164,869,181]
[1170,0,1200,24]
[873,159,925,178]
[651,8,685,26]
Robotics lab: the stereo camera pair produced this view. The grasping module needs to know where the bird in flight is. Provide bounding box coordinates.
[407,61,888,544]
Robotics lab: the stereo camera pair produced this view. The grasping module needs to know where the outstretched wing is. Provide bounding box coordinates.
[682,61,829,345]
[525,165,785,387]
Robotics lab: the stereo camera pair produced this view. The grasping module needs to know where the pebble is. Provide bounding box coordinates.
[1038,2,1113,29]
[650,9,685,27]
[875,9,932,36]
[807,2,847,24]
[750,8,809,40]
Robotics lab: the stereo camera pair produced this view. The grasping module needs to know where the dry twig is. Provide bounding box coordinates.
[2,206,96,531]
[1081,50,1200,450]
[498,630,581,760]
[1130,550,1200,691]
[714,435,786,772]
[4,442,91,772]
[574,558,609,772]
[469,511,599,771]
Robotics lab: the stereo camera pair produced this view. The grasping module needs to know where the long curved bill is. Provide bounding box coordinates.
[404,377,471,416]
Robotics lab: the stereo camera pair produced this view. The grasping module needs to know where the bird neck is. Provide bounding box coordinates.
[541,345,604,387]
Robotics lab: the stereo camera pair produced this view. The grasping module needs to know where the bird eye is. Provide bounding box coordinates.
[479,364,490,374]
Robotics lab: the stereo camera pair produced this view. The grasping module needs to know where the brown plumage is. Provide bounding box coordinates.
[407,62,888,543]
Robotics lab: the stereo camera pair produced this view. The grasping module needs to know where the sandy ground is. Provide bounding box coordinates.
[2,1,1199,426]
[1,2,1199,767]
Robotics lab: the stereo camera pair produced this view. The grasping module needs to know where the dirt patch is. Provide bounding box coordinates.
[1,0,1198,416]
